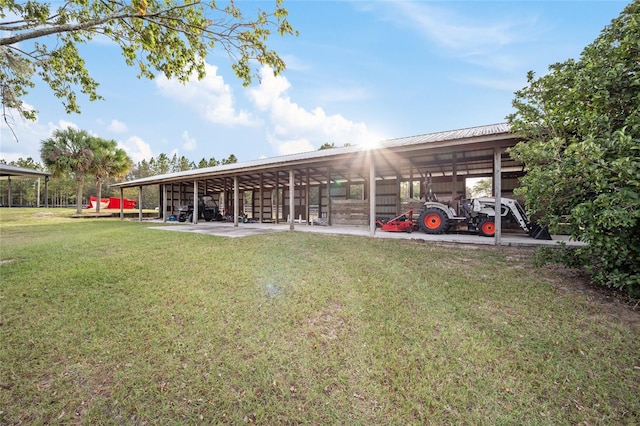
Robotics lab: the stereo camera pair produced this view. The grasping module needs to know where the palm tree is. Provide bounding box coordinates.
[90,139,133,213]
[40,128,95,214]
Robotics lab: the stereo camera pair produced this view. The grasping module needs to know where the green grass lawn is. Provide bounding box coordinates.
[1,208,638,425]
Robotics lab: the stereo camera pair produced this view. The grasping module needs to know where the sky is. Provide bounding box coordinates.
[0,0,631,166]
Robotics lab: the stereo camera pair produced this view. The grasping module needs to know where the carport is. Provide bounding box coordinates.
[0,164,51,207]
[111,123,524,244]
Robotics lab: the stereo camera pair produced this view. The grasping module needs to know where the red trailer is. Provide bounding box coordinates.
[89,197,137,209]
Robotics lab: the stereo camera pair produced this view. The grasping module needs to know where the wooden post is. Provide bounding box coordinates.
[192,180,198,224]
[120,188,124,219]
[494,147,502,245]
[409,166,414,199]
[452,153,458,202]
[275,172,280,224]
[162,184,167,223]
[395,172,401,215]
[305,168,310,224]
[289,169,295,230]
[234,176,239,227]
[369,158,376,237]
[45,176,49,208]
[259,174,264,223]
[326,168,331,225]
[138,186,143,222]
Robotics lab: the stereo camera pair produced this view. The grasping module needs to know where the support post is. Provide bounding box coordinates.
[234,176,239,227]
[305,168,310,224]
[326,168,331,225]
[45,176,49,208]
[36,178,41,207]
[192,180,198,224]
[275,172,280,224]
[494,147,502,245]
[369,158,376,237]
[138,186,143,222]
[289,169,295,230]
[452,153,458,202]
[162,184,167,223]
[259,174,264,223]
[120,188,124,219]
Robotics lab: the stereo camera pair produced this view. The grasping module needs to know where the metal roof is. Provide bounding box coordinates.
[111,123,516,190]
[0,164,51,179]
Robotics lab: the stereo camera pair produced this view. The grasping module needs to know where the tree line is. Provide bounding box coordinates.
[0,128,237,212]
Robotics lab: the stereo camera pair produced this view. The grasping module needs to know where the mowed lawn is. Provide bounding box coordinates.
[1,209,638,425]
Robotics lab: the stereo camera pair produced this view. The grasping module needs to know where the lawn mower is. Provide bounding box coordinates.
[376,209,416,233]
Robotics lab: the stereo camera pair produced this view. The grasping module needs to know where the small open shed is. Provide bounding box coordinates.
[111,123,525,244]
[0,164,51,207]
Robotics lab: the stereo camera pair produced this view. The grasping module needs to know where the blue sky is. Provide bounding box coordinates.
[0,0,630,165]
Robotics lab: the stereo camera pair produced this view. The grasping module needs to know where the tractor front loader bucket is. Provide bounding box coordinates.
[528,222,552,240]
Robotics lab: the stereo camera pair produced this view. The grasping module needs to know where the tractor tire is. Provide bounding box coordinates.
[419,207,449,234]
[478,218,495,237]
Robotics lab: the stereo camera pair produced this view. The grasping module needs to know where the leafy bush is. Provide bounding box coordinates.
[508,2,640,297]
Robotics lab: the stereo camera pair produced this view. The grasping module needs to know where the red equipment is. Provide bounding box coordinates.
[376,209,416,233]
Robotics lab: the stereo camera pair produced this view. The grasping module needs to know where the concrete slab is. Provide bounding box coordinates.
[148,222,289,238]
[147,220,582,247]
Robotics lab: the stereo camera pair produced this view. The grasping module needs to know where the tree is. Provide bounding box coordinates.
[507,1,640,297]
[1,0,297,129]
[221,154,237,165]
[90,138,132,213]
[40,128,96,214]
[467,178,492,198]
[318,143,336,150]
[151,153,171,175]
[170,154,194,172]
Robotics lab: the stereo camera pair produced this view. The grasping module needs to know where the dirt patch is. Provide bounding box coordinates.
[496,245,640,328]
[441,243,640,328]
[546,264,640,326]
[308,303,345,341]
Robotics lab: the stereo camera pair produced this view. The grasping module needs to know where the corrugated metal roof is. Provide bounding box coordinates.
[112,122,513,188]
[0,164,51,178]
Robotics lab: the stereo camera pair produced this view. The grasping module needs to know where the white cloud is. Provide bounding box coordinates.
[155,63,256,126]
[117,136,153,163]
[394,2,516,52]
[107,119,128,133]
[0,115,84,162]
[248,67,381,155]
[49,120,79,133]
[181,131,196,152]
